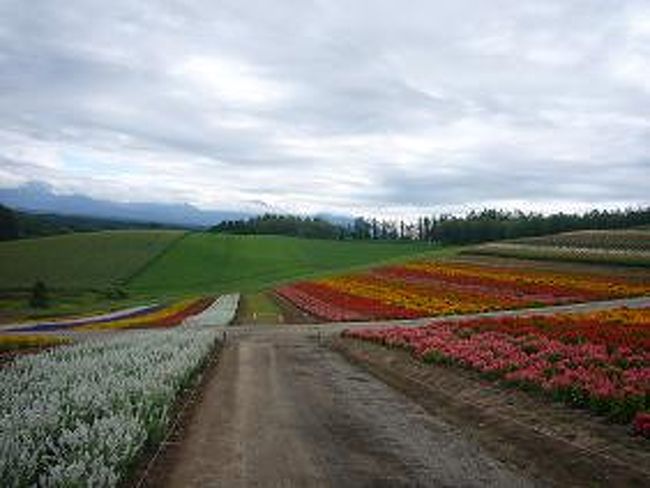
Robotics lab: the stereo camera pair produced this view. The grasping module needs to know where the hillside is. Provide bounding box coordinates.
[128,233,440,296]
[0,230,185,290]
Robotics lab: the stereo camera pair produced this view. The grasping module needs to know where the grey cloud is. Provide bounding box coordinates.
[0,0,649,215]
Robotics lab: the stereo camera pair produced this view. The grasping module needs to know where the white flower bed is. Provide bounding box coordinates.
[0,326,219,487]
[184,293,240,327]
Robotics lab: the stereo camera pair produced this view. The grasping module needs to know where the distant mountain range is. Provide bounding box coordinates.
[0,182,251,228]
[0,182,354,228]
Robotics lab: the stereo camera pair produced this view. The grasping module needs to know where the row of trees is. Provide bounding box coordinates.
[0,204,20,240]
[213,207,650,245]
[211,214,342,239]
[349,207,650,244]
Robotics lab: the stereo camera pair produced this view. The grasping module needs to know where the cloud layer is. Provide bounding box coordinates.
[1,0,649,217]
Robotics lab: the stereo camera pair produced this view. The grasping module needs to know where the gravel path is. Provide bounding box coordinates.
[223,294,650,337]
[158,329,536,487]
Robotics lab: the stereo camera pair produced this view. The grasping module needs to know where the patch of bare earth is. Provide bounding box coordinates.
[333,337,650,487]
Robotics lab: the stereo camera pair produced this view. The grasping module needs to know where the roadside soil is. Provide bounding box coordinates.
[143,329,536,487]
[271,291,319,324]
[333,337,650,487]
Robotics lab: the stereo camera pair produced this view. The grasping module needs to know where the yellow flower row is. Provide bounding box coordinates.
[318,276,509,316]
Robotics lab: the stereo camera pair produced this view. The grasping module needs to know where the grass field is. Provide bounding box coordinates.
[128,234,446,296]
[234,293,284,325]
[0,230,186,290]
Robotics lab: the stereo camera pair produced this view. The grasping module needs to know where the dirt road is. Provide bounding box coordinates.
[155,328,536,487]
[136,295,650,487]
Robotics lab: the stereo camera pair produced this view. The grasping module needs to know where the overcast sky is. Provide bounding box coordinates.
[0,0,649,217]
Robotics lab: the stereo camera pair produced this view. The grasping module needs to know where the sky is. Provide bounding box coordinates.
[0,0,649,218]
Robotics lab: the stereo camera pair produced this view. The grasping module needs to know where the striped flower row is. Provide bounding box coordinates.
[8,298,214,333]
[277,261,650,321]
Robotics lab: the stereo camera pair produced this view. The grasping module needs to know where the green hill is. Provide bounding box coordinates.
[128,233,442,296]
[0,231,449,319]
[0,230,185,290]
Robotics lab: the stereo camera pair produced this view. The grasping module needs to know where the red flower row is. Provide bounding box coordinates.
[275,282,420,321]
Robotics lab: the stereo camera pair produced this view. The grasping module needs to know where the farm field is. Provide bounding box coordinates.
[0,230,185,290]
[464,229,650,267]
[128,233,442,296]
[514,229,650,250]
[276,259,650,321]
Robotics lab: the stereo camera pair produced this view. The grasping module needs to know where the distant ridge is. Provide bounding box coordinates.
[0,182,252,228]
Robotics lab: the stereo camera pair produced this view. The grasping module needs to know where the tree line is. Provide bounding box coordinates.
[211,214,342,239]
[212,207,650,244]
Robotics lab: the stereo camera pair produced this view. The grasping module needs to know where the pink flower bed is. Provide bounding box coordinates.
[343,311,650,434]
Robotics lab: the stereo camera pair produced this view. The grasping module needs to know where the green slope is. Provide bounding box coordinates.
[128,233,446,296]
[0,230,186,290]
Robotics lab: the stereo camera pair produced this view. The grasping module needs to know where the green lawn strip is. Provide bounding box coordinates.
[235,292,284,325]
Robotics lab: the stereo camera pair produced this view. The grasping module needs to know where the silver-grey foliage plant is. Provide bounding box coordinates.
[0,326,218,486]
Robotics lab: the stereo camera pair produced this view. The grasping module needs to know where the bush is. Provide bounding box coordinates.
[29,281,48,308]
[105,286,129,300]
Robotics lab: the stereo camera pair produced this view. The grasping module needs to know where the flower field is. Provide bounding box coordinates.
[7,297,215,333]
[276,261,650,321]
[342,306,650,435]
[0,326,219,486]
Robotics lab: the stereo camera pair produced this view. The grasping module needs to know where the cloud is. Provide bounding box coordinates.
[0,0,648,217]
